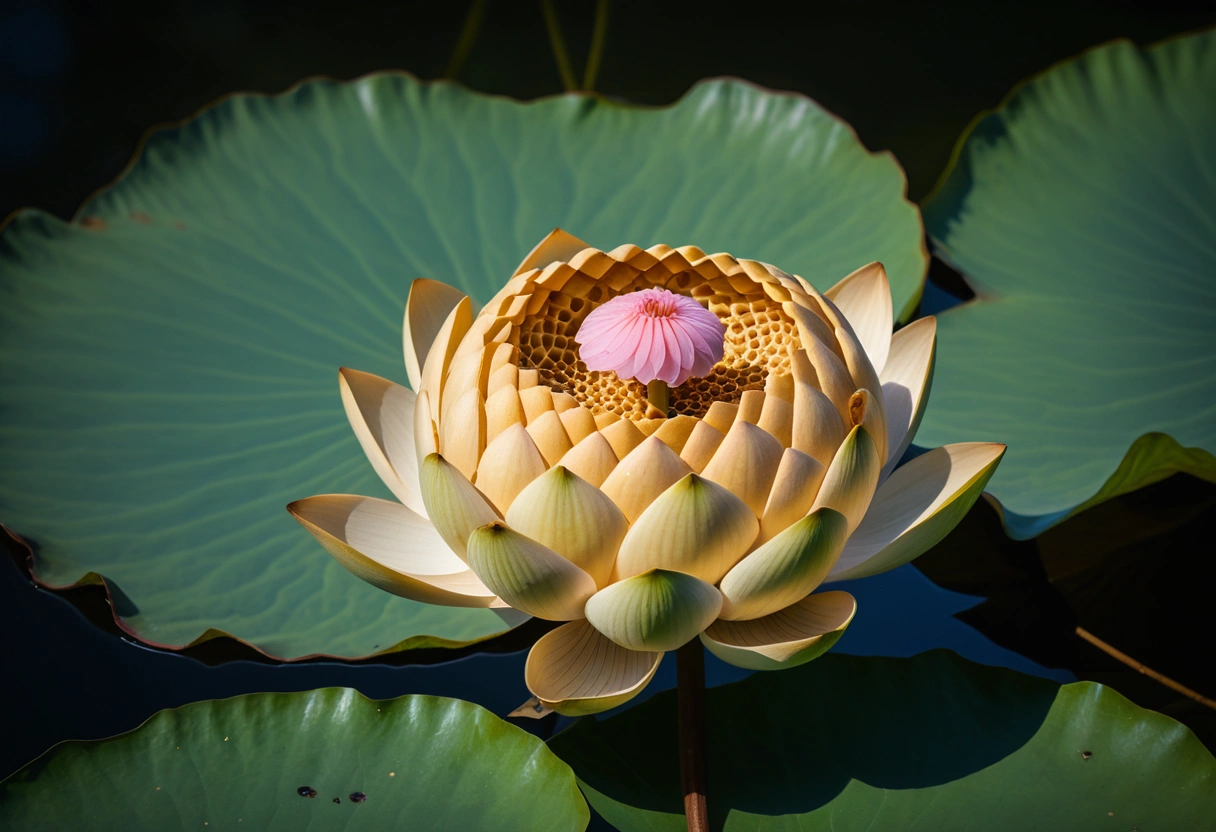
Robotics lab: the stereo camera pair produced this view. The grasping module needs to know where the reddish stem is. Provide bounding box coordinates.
[677,639,709,832]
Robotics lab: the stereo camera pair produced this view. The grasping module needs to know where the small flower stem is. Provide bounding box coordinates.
[647,380,670,418]
[444,0,487,79]
[1076,626,1216,711]
[677,639,709,832]
[540,0,579,92]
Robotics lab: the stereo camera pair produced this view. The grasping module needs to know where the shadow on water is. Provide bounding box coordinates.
[550,650,1058,826]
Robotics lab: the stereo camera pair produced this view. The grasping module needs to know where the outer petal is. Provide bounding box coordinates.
[824,262,893,374]
[419,296,474,420]
[614,473,758,584]
[505,466,628,588]
[525,620,662,716]
[700,590,856,670]
[879,316,937,480]
[828,442,1006,581]
[718,508,848,620]
[287,494,496,607]
[809,425,882,533]
[338,368,426,517]
[419,453,501,560]
[466,523,597,620]
[403,278,467,390]
[584,569,722,652]
[514,228,592,276]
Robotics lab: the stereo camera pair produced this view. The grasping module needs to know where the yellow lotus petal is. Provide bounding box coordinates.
[701,590,856,670]
[791,376,847,467]
[680,420,725,473]
[287,494,496,607]
[520,384,556,423]
[403,278,467,391]
[758,447,826,543]
[835,328,888,463]
[704,401,739,435]
[600,435,692,523]
[584,569,722,652]
[485,385,526,443]
[505,466,628,587]
[879,316,937,479]
[525,620,662,716]
[413,388,439,459]
[337,367,426,517]
[600,418,646,460]
[791,314,855,423]
[440,387,485,481]
[475,422,549,514]
[560,431,619,487]
[526,409,575,466]
[614,473,758,583]
[466,522,597,620]
[718,507,848,620]
[830,442,1006,581]
[558,405,599,445]
[513,228,592,277]
[653,414,700,454]
[824,262,893,374]
[419,452,501,559]
[701,420,785,517]
[757,390,793,448]
[810,425,881,532]
[420,295,474,420]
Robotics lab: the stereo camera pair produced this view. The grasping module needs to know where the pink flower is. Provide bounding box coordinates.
[574,288,726,387]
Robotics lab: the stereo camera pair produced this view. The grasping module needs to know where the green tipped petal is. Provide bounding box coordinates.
[418,453,501,560]
[718,507,848,620]
[585,569,722,652]
[811,425,881,532]
[701,590,856,671]
[466,523,596,621]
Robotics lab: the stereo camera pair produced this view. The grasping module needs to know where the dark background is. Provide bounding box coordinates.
[3,0,1215,791]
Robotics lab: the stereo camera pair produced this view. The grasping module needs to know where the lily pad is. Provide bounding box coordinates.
[0,75,926,658]
[0,689,588,831]
[549,650,1216,830]
[918,30,1216,538]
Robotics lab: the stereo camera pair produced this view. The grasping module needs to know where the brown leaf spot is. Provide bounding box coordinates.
[130,211,152,224]
[80,217,107,231]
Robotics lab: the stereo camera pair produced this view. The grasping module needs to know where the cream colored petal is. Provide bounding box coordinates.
[600,435,692,523]
[338,367,425,517]
[420,296,474,420]
[737,390,765,424]
[835,328,888,463]
[614,473,758,583]
[700,420,784,517]
[798,325,855,423]
[506,465,628,587]
[792,378,847,467]
[757,393,793,448]
[824,262,893,374]
[759,447,827,544]
[879,316,937,480]
[466,522,596,620]
[703,401,739,435]
[419,453,501,560]
[653,415,700,454]
[525,620,662,716]
[520,385,556,423]
[680,421,725,473]
[475,423,549,514]
[810,425,881,533]
[440,387,485,481]
[513,228,592,276]
[486,385,526,443]
[829,443,1006,581]
[287,494,496,606]
[600,418,646,460]
[560,431,619,487]
[718,508,848,620]
[403,278,467,391]
[413,389,439,459]
[558,405,599,445]
[701,590,856,670]
[526,409,574,466]
[488,362,519,396]
[585,569,722,652]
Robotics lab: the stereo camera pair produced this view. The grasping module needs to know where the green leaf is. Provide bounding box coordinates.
[549,650,1216,830]
[0,76,925,658]
[917,30,1216,538]
[0,689,588,831]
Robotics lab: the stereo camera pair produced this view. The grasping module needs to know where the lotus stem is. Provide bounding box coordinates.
[582,0,610,91]
[444,0,487,79]
[540,0,579,92]
[677,639,709,832]
[1076,627,1216,711]
[647,380,670,419]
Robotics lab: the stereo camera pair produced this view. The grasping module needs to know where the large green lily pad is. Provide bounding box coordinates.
[0,75,926,658]
[918,29,1216,538]
[0,689,588,831]
[549,650,1216,830]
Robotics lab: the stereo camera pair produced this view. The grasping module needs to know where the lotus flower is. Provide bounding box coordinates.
[288,229,1004,715]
